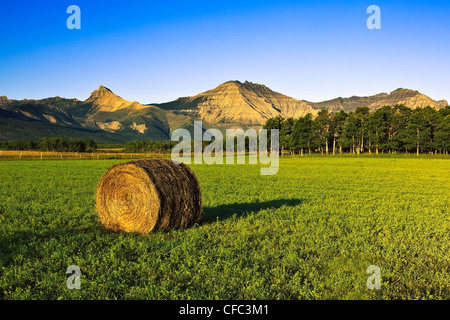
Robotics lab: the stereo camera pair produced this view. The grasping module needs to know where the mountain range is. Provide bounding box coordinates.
[0,81,448,143]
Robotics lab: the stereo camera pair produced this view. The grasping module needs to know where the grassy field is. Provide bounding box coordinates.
[0,156,449,300]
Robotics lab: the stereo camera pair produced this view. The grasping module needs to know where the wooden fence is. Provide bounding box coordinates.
[0,150,169,161]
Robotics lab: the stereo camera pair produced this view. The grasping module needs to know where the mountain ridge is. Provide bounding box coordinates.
[1,81,448,142]
[314,88,448,112]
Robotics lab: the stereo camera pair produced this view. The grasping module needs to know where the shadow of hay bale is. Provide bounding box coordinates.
[201,198,305,224]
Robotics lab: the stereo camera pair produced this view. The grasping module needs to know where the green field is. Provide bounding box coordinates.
[0,156,449,299]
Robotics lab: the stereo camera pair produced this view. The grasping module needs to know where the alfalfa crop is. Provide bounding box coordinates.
[96,158,202,234]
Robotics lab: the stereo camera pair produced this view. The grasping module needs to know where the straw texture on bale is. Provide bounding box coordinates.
[96,158,202,234]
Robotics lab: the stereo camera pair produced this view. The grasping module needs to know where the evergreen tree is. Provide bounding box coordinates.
[435,115,450,154]
[315,110,332,154]
[280,118,294,154]
[330,110,347,154]
[291,114,316,155]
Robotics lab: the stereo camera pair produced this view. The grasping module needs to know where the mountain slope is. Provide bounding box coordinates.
[156,81,318,126]
[0,86,170,142]
[0,108,126,143]
[84,86,149,114]
[315,88,448,112]
[366,88,448,110]
[80,86,170,140]
[10,103,81,127]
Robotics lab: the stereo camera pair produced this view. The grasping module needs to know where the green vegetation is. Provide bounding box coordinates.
[0,157,449,299]
[124,140,177,153]
[0,113,126,144]
[264,105,450,155]
[0,137,97,152]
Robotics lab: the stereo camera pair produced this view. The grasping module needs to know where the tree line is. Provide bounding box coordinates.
[263,105,450,155]
[125,138,266,154]
[124,140,178,153]
[0,137,97,152]
[124,140,247,153]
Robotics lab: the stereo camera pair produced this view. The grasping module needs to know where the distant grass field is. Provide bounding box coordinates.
[0,157,449,300]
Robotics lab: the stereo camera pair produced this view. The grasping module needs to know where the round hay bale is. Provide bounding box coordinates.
[96,158,202,234]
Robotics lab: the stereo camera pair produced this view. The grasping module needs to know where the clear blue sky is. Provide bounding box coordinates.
[1,0,449,104]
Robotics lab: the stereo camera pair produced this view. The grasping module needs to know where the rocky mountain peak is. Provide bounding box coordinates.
[98,85,112,91]
[390,88,419,96]
[84,85,147,113]
[0,95,11,106]
[214,80,242,91]
[216,80,267,90]
[86,85,115,102]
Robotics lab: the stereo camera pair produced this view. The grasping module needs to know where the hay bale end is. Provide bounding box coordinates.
[96,158,202,234]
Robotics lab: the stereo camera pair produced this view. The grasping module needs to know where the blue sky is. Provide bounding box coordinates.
[0,0,449,104]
